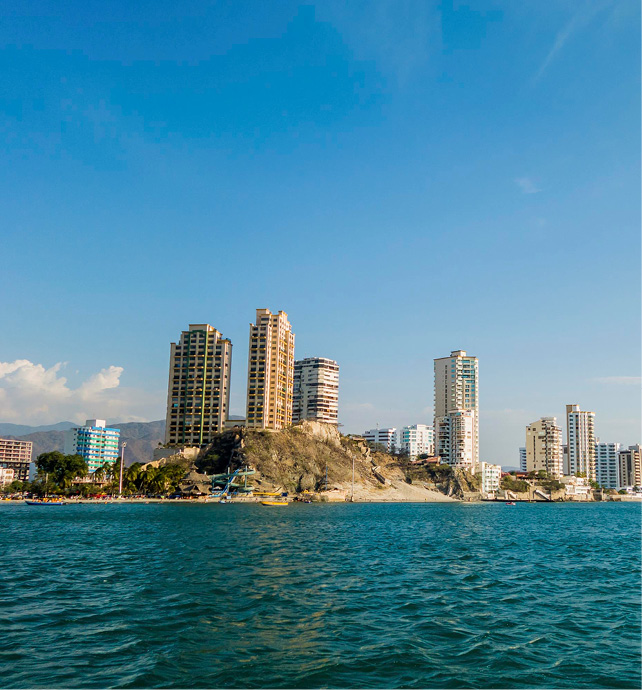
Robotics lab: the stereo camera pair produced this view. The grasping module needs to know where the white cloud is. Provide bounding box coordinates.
[516,177,541,194]
[0,360,163,425]
[535,1,611,82]
[593,376,641,386]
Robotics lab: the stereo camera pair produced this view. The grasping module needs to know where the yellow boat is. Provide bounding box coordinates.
[260,500,289,506]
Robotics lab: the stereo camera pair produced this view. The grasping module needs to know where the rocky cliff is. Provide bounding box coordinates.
[187,421,465,501]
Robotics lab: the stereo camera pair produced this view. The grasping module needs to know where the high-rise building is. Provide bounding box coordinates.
[525,417,563,478]
[519,447,527,472]
[562,444,569,475]
[435,410,476,469]
[398,424,434,458]
[165,324,232,446]
[595,442,622,489]
[292,357,339,425]
[566,404,596,480]
[246,309,295,430]
[0,439,32,482]
[434,350,479,471]
[64,420,120,473]
[363,428,397,453]
[618,445,642,488]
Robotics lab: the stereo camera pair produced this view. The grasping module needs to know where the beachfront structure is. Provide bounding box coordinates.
[480,462,501,494]
[164,324,232,446]
[246,309,295,430]
[618,445,642,489]
[435,410,475,470]
[364,428,397,453]
[595,442,622,490]
[398,424,434,458]
[64,420,120,474]
[434,350,479,471]
[566,404,596,480]
[519,447,527,472]
[525,417,563,478]
[0,438,33,482]
[292,357,339,425]
[0,468,15,486]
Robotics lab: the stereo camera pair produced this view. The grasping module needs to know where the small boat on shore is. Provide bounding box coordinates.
[260,500,289,506]
[25,499,66,506]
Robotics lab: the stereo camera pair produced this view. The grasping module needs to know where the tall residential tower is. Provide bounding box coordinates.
[434,350,479,471]
[246,309,295,430]
[566,404,596,480]
[292,357,339,425]
[525,417,563,478]
[165,324,232,446]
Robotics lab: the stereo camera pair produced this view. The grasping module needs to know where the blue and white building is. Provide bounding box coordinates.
[64,419,120,473]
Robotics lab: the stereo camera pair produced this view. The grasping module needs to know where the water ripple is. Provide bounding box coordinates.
[0,502,639,688]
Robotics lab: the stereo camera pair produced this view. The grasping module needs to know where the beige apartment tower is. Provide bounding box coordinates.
[434,350,479,471]
[165,324,232,446]
[525,417,563,478]
[618,445,642,488]
[246,309,295,430]
[566,404,596,480]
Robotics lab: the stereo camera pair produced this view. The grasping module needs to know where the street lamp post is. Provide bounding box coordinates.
[119,441,127,497]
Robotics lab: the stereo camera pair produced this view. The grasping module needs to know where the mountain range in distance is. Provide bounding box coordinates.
[1,420,166,467]
[0,416,246,467]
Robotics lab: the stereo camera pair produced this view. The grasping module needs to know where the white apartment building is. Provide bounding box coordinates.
[434,350,479,471]
[165,324,232,446]
[595,442,621,490]
[246,309,295,430]
[562,444,569,475]
[525,417,563,478]
[519,447,527,472]
[0,468,15,486]
[292,357,339,425]
[618,445,642,489]
[398,424,434,459]
[64,420,120,474]
[566,404,596,480]
[480,462,501,494]
[364,428,397,453]
[0,438,32,482]
[435,410,475,471]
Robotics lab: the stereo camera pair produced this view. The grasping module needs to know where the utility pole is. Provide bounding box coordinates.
[119,441,127,497]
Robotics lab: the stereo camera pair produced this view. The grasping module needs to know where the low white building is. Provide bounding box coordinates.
[0,467,15,486]
[480,462,501,495]
[398,424,434,458]
[363,428,397,453]
[561,475,591,499]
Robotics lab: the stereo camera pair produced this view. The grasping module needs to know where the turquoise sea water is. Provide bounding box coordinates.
[1,502,640,689]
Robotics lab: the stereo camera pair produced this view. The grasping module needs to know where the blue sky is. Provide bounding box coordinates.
[0,0,639,466]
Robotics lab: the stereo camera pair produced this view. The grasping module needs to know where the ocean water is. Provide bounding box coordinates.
[1,502,640,689]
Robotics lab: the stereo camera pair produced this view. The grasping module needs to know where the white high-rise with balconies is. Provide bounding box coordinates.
[595,442,621,489]
[398,424,434,458]
[566,404,596,480]
[292,358,339,425]
[434,350,479,471]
